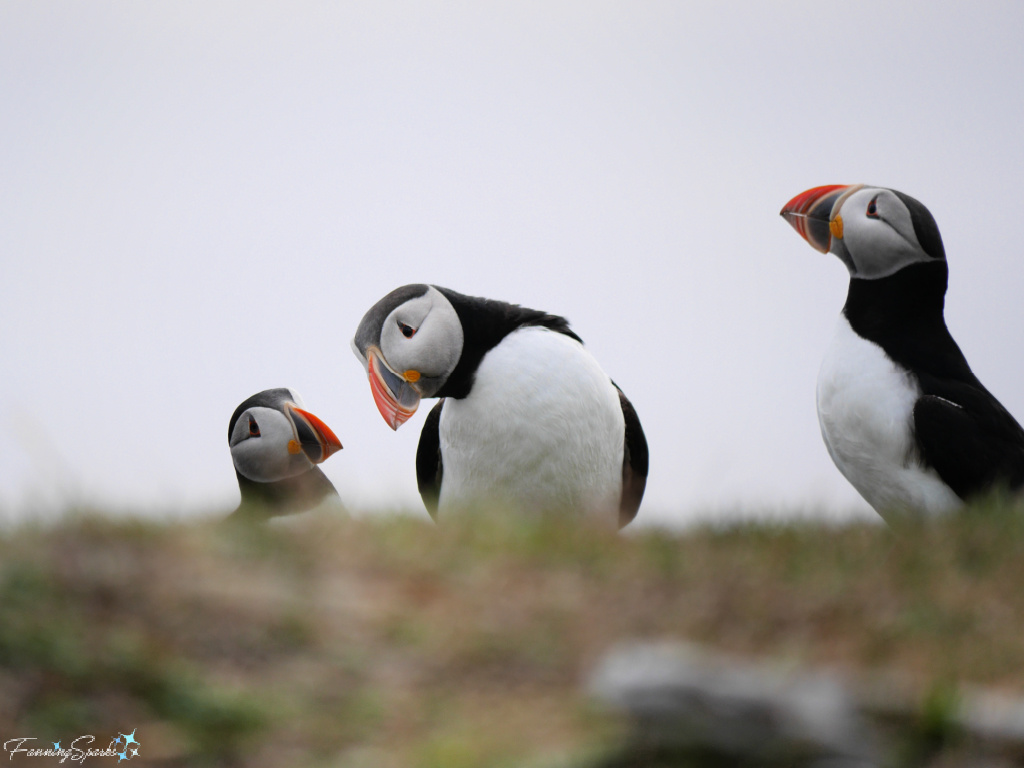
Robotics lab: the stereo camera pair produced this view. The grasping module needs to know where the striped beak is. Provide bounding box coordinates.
[367,348,421,430]
[780,185,860,253]
[286,404,343,464]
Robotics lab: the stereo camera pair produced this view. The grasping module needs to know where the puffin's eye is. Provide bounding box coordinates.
[866,196,879,218]
[248,416,261,437]
[398,321,416,339]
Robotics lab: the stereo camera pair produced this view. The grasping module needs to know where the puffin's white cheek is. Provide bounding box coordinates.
[380,323,414,371]
[232,442,314,483]
[379,287,464,380]
[230,409,314,483]
[846,226,923,279]
[232,441,286,482]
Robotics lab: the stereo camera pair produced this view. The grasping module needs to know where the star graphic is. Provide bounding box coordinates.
[122,729,139,746]
[130,747,139,757]
[53,742,60,751]
[117,750,128,762]
[113,735,122,744]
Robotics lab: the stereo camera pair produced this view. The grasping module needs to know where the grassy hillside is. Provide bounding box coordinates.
[2,501,1024,766]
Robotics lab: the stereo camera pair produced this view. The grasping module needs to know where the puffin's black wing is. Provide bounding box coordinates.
[615,385,648,528]
[913,382,1024,500]
[416,399,446,520]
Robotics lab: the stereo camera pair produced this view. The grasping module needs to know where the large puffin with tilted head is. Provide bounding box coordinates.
[352,285,648,526]
[227,388,344,521]
[781,184,1024,518]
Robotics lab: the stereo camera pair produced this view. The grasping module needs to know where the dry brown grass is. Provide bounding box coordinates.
[2,501,1024,766]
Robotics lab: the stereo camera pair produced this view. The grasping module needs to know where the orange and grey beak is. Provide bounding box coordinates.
[367,349,421,430]
[780,185,858,254]
[286,404,343,464]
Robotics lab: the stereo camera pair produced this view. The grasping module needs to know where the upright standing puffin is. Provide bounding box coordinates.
[227,388,344,521]
[352,285,648,526]
[781,185,1024,518]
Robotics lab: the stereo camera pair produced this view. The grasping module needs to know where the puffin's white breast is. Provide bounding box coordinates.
[816,315,961,517]
[438,326,625,522]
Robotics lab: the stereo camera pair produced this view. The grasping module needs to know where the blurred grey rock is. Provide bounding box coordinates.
[588,642,877,767]
[960,690,1024,751]
[586,642,1024,767]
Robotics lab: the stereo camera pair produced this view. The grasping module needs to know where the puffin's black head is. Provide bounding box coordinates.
[228,388,342,483]
[781,184,945,279]
[351,285,464,430]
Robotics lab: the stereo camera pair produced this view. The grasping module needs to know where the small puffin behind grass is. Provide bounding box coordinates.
[352,285,648,527]
[227,388,344,522]
[781,184,1024,519]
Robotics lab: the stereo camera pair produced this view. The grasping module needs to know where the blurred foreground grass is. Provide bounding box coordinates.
[1,500,1024,767]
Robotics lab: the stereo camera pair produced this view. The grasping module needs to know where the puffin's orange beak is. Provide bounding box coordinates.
[287,405,343,463]
[367,349,421,430]
[780,185,859,253]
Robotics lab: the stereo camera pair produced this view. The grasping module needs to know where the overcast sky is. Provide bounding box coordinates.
[2,2,1023,527]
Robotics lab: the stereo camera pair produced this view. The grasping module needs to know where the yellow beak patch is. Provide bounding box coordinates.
[830,216,844,240]
[404,370,421,383]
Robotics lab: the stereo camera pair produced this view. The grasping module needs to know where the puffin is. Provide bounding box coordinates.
[781,184,1024,518]
[351,285,648,526]
[226,388,344,521]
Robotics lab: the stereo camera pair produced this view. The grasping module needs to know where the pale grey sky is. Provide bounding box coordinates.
[2,2,1023,526]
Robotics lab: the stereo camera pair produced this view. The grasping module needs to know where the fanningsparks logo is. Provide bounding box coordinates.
[3,730,140,763]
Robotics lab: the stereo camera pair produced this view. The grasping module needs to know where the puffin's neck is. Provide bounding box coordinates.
[435,288,581,399]
[842,260,975,384]
[843,261,947,340]
[230,467,338,521]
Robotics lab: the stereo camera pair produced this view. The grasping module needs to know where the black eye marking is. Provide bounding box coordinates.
[866,196,880,219]
[248,416,261,437]
[398,321,416,339]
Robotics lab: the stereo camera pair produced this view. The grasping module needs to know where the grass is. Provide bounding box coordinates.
[1,500,1024,766]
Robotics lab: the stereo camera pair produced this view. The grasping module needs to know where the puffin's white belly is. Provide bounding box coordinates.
[438,326,625,523]
[816,315,962,518]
